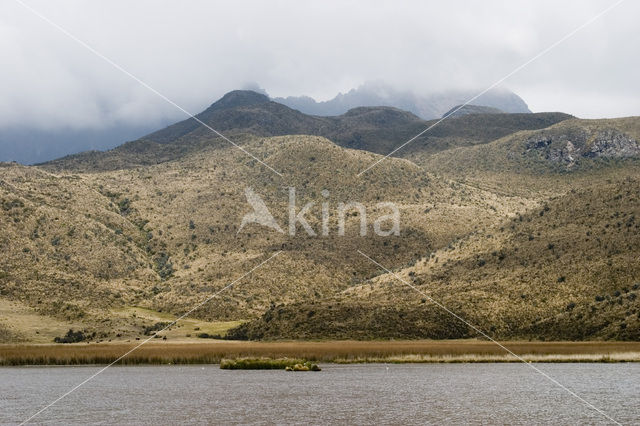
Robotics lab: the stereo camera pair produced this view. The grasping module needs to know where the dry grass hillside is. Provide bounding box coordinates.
[1,135,528,342]
[232,174,640,341]
[2,107,639,344]
[412,117,640,196]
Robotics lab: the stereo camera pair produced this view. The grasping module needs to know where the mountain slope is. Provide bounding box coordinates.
[41,91,571,172]
[142,90,330,144]
[2,135,531,342]
[229,174,640,341]
[6,93,640,344]
[417,117,640,181]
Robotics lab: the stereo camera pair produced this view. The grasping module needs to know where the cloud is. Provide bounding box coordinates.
[0,0,637,132]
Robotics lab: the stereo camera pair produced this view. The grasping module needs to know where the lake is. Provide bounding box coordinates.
[1,363,638,425]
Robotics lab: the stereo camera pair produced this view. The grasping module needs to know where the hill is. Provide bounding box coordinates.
[2,135,530,342]
[410,117,640,196]
[228,174,640,341]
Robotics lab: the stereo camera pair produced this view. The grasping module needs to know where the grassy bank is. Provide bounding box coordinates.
[1,340,639,366]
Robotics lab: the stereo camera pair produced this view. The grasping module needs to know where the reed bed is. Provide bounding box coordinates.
[1,340,639,366]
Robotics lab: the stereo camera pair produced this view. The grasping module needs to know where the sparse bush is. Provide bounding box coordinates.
[154,252,174,279]
[118,198,131,215]
[2,198,24,211]
[54,329,87,343]
[196,332,223,339]
[143,322,170,336]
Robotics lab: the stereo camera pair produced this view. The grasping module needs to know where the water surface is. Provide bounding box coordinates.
[1,363,638,425]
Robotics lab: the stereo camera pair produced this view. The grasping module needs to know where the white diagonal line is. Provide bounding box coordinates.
[357,0,627,176]
[13,0,283,177]
[357,250,621,425]
[19,251,282,425]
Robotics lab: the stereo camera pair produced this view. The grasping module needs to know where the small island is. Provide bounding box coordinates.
[219,358,321,371]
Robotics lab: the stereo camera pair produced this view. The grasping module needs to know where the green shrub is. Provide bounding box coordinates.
[118,198,131,215]
[154,252,174,279]
[220,358,305,370]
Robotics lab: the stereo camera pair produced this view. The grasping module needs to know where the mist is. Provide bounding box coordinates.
[1,0,638,162]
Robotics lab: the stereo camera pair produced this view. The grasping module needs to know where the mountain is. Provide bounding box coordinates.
[141,91,554,155]
[2,83,531,165]
[1,134,526,342]
[274,82,531,119]
[2,89,639,344]
[141,90,327,144]
[42,90,570,172]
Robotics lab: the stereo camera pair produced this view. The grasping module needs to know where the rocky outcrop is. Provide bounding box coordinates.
[525,127,640,167]
[585,129,640,158]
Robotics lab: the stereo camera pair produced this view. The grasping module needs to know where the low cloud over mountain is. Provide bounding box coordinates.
[275,82,530,119]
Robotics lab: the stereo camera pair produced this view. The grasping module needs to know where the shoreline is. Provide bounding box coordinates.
[2,340,640,366]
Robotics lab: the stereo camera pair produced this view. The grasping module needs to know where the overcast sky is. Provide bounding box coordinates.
[1,0,639,131]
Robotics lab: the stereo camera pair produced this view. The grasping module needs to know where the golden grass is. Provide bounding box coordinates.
[0,299,84,343]
[112,306,243,339]
[0,136,531,340]
[1,130,639,343]
[1,340,639,366]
